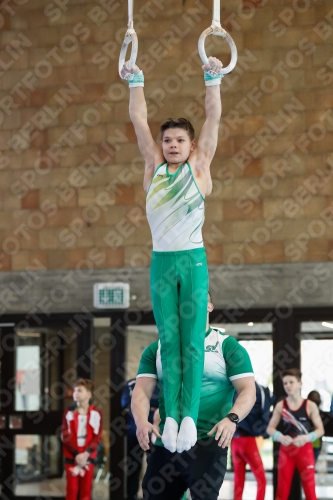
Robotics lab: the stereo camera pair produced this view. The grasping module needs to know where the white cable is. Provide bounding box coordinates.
[119,0,138,79]
[213,0,220,26]
[128,0,133,28]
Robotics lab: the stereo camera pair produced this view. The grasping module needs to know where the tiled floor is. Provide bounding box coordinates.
[14,472,333,499]
[219,472,273,499]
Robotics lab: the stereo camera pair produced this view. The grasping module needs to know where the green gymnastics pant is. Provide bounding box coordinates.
[150,248,208,425]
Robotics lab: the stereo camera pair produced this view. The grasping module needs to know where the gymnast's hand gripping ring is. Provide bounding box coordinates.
[198,0,238,76]
[119,29,138,80]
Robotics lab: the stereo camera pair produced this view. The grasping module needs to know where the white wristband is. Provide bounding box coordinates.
[205,78,222,87]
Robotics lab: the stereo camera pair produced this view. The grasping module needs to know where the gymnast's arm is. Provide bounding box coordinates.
[121,63,163,191]
[131,377,161,451]
[194,57,222,170]
[267,401,293,446]
[308,400,324,438]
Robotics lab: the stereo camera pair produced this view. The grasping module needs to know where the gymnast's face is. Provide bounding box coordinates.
[73,385,92,404]
[161,128,195,165]
[282,375,302,397]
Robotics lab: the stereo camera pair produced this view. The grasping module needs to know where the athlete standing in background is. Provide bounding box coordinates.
[62,379,102,500]
[267,368,324,500]
[232,382,274,500]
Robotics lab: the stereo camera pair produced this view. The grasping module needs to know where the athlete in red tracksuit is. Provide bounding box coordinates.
[232,437,266,500]
[267,368,324,500]
[62,379,102,500]
[232,383,273,500]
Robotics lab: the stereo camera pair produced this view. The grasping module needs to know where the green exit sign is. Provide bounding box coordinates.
[93,283,130,309]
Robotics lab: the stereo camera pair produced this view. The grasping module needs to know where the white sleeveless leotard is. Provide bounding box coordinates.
[146,162,205,252]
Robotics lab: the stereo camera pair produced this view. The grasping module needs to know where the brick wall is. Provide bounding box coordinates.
[1,0,333,272]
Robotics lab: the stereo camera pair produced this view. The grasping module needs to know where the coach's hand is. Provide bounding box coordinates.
[207,418,236,448]
[136,421,162,451]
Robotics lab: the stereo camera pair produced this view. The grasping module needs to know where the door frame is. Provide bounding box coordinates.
[0,312,94,500]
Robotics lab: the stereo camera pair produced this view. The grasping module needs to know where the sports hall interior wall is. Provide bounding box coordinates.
[1,0,333,312]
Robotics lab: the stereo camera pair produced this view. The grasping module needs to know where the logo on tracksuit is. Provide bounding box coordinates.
[205,342,219,352]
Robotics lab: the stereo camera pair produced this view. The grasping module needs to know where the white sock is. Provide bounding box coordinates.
[162,417,179,453]
[176,416,197,453]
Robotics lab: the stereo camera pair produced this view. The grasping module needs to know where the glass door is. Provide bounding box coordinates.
[0,321,78,500]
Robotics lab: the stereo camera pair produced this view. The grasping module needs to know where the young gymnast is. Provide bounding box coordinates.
[121,56,223,453]
[62,379,102,500]
[267,369,324,500]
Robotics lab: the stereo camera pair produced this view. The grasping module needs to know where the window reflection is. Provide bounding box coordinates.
[14,435,63,497]
[15,335,41,411]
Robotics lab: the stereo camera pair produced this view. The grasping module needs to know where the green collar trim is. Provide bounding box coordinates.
[205,327,212,338]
